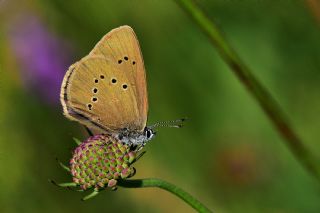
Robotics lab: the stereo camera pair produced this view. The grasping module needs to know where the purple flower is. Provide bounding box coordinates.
[8,15,74,105]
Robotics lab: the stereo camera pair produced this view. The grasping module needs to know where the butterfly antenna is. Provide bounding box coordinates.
[150,118,187,129]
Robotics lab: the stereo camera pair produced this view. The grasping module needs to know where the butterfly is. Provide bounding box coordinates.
[60,26,184,149]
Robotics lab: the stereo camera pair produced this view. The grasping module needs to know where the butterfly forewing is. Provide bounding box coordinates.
[61,56,143,132]
[89,25,148,130]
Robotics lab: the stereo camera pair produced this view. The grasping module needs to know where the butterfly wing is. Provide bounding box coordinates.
[61,26,148,133]
[89,25,148,131]
[61,56,144,132]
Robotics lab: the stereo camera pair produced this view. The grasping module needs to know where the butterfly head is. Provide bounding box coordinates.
[116,126,156,148]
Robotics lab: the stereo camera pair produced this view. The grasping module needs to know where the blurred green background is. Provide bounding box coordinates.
[1,0,320,212]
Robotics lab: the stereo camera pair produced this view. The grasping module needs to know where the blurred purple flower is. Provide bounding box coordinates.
[9,15,74,105]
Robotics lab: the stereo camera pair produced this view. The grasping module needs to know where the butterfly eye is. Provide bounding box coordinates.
[87,104,92,110]
[94,79,99,83]
[124,56,128,61]
[111,78,117,84]
[132,61,136,65]
[118,60,122,64]
[100,75,105,79]
[93,88,98,93]
[146,129,153,139]
[122,84,128,90]
[92,97,97,102]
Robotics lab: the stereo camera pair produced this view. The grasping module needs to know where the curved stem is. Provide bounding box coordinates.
[174,0,320,180]
[118,178,212,213]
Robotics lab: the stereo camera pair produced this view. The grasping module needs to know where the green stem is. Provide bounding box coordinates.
[174,0,320,180]
[118,178,212,213]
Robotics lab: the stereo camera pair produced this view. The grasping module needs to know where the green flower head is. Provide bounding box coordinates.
[52,134,142,200]
[70,134,136,190]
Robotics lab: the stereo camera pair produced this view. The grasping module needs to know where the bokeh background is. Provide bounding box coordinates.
[1,0,320,212]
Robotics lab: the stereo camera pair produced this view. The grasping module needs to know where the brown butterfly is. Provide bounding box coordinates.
[60,26,184,148]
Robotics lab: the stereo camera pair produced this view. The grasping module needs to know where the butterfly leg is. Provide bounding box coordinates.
[131,151,146,163]
[81,188,99,201]
[84,126,94,136]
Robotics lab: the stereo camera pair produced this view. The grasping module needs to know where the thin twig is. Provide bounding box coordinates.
[174,0,320,181]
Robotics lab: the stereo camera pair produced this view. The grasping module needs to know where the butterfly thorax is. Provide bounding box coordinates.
[115,127,155,147]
